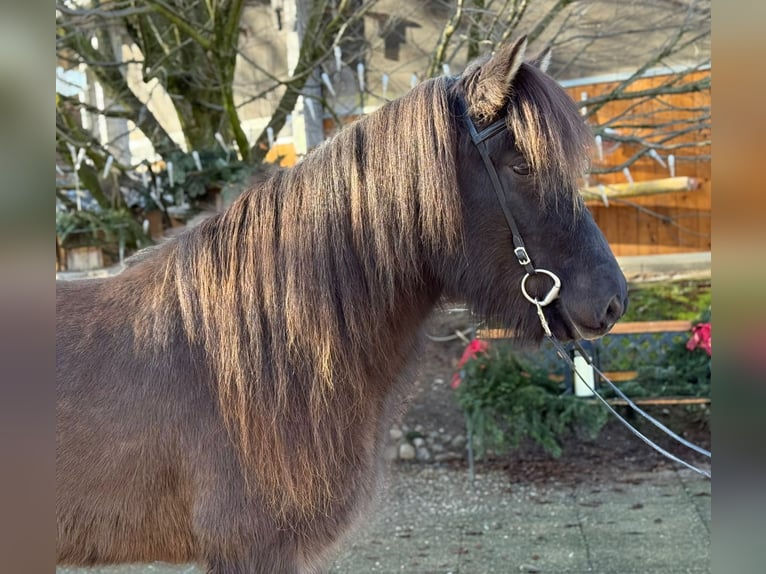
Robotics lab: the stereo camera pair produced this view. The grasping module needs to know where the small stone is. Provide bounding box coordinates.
[433,377,444,385]
[389,427,403,440]
[415,424,424,433]
[431,443,445,453]
[450,435,467,450]
[399,443,416,460]
[413,437,426,448]
[383,445,398,462]
[416,447,432,461]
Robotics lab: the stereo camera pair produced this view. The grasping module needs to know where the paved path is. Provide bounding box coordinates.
[330,465,710,573]
[58,463,710,574]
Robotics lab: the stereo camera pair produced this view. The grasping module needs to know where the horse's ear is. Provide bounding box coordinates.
[532,46,552,73]
[467,36,528,122]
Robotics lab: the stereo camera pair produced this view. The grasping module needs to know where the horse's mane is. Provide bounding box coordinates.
[137,77,462,523]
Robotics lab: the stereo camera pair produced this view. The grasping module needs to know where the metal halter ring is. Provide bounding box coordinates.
[521,269,561,307]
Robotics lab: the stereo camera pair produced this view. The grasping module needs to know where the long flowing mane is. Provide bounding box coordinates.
[135,77,462,522]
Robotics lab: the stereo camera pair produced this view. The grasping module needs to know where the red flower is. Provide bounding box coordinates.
[686,322,711,356]
[451,339,490,389]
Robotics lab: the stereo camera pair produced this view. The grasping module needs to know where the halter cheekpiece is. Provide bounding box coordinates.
[459,100,561,334]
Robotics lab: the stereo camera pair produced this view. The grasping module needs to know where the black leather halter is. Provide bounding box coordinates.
[460,104,561,313]
[464,114,536,275]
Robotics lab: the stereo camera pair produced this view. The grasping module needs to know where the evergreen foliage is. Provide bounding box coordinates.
[453,350,609,459]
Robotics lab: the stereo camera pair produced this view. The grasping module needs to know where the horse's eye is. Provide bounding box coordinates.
[512,163,531,175]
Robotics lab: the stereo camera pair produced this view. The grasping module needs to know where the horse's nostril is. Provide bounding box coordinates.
[604,295,625,323]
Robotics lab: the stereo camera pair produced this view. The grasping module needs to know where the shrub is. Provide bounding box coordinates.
[452,343,608,459]
[621,312,711,398]
[621,280,711,322]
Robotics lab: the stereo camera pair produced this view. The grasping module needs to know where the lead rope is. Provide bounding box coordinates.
[523,292,711,479]
[571,339,712,459]
[550,334,710,478]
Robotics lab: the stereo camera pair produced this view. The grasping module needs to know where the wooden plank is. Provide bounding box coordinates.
[621,176,641,255]
[582,177,698,201]
[609,205,634,257]
[686,179,711,251]
[476,328,517,339]
[635,191,660,255]
[654,198,681,253]
[594,396,710,406]
[600,371,638,381]
[609,319,692,334]
[479,320,692,339]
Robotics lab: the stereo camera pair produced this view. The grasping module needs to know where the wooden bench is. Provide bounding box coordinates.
[477,319,710,406]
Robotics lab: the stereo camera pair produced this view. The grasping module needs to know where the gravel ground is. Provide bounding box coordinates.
[58,463,711,574]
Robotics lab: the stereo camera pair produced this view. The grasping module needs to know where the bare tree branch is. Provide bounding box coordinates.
[427,0,465,78]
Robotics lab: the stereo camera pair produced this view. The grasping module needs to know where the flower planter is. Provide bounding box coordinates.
[65,245,104,272]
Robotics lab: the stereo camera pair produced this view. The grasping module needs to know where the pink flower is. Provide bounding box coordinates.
[686,322,711,356]
[451,339,490,389]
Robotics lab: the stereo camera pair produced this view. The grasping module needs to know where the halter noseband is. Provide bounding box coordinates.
[461,104,561,334]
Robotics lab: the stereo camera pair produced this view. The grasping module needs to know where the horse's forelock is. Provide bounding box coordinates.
[506,63,593,205]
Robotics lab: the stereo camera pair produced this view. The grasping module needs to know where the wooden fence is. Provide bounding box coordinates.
[564,69,711,256]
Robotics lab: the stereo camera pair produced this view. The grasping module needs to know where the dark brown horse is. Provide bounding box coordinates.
[57,38,627,573]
